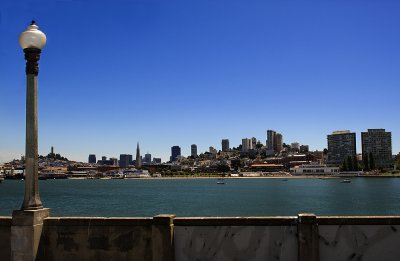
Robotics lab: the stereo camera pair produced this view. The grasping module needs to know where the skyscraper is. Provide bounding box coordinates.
[119,154,131,168]
[136,142,142,169]
[88,154,96,164]
[327,131,356,165]
[242,138,252,152]
[267,130,276,151]
[361,129,392,168]
[274,133,283,153]
[144,153,152,164]
[191,144,198,157]
[221,139,230,152]
[171,146,181,162]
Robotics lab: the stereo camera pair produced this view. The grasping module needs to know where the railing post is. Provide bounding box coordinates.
[152,214,175,261]
[297,213,319,261]
[11,208,50,261]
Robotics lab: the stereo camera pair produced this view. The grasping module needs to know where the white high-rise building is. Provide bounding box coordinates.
[242,138,253,152]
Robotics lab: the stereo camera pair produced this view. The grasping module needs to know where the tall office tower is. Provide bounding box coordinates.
[251,137,257,149]
[171,146,181,162]
[327,131,357,165]
[267,130,276,151]
[144,153,152,164]
[242,138,252,152]
[51,146,54,155]
[102,156,107,162]
[222,139,230,152]
[119,154,131,168]
[88,154,96,164]
[361,129,392,168]
[136,143,142,168]
[191,144,198,157]
[274,133,283,153]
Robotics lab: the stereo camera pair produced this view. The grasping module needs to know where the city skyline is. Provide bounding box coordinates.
[1,0,400,163]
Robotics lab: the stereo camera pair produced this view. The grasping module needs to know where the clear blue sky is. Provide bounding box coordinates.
[1,0,399,163]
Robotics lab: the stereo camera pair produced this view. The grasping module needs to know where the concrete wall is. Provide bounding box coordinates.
[37,217,153,261]
[0,217,12,261]
[2,215,400,260]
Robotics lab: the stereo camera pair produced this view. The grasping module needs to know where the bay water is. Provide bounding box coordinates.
[1,178,400,217]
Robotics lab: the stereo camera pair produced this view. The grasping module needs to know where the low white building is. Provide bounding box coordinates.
[290,163,340,175]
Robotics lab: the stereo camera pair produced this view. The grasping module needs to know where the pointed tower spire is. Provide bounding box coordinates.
[136,142,142,169]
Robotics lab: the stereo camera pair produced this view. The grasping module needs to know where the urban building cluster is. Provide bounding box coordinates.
[166,128,396,175]
[1,129,399,179]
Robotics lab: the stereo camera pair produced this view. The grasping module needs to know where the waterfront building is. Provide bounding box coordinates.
[136,143,142,169]
[221,139,230,152]
[300,145,309,153]
[119,154,132,168]
[110,157,118,166]
[290,164,340,175]
[266,130,276,151]
[242,138,252,152]
[88,154,96,164]
[327,130,356,165]
[291,142,300,151]
[152,158,162,164]
[171,146,181,162]
[191,144,198,157]
[100,159,115,166]
[361,129,392,169]
[274,133,283,153]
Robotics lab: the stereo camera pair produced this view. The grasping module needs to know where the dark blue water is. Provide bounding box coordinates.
[1,178,400,217]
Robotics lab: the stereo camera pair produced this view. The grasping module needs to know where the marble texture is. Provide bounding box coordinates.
[175,226,297,261]
[319,225,400,261]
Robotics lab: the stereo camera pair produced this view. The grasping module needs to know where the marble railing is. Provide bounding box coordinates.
[2,214,400,260]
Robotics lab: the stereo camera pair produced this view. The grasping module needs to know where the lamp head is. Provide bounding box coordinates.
[19,21,47,50]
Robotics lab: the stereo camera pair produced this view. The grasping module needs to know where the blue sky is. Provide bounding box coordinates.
[0,0,399,163]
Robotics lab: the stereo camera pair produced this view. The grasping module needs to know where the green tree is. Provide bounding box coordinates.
[363,153,369,171]
[217,164,230,173]
[346,156,353,171]
[396,154,400,169]
[342,158,348,171]
[230,159,242,170]
[353,156,359,171]
[369,152,375,170]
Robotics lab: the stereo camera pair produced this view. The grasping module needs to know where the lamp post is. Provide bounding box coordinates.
[18,21,47,210]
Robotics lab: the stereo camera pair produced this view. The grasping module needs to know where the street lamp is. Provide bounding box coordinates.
[18,21,46,210]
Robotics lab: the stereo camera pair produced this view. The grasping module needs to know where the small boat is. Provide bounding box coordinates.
[341,179,351,183]
[217,178,225,185]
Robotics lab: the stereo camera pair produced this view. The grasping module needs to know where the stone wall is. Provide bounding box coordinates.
[2,215,400,260]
